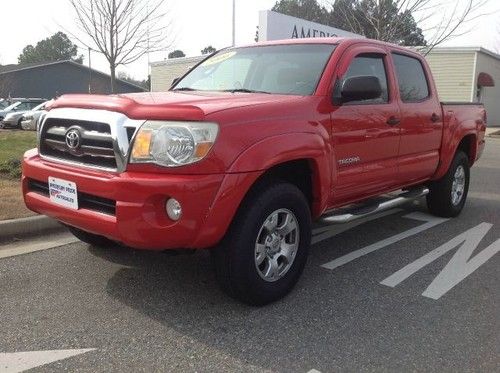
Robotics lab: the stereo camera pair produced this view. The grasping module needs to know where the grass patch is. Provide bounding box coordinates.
[0,130,37,219]
[0,176,35,219]
[0,130,37,179]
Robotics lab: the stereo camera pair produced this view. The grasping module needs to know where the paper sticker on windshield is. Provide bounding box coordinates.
[201,51,236,66]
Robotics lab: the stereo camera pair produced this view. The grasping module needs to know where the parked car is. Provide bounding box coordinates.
[22,38,486,305]
[0,98,46,128]
[20,101,52,131]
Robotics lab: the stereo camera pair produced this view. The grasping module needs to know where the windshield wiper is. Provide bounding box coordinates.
[172,87,197,91]
[223,88,271,94]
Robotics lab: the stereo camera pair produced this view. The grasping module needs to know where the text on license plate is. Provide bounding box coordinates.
[48,177,79,210]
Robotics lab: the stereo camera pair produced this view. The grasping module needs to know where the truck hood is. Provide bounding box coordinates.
[49,91,301,121]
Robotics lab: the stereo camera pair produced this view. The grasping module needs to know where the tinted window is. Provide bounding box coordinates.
[16,102,31,111]
[175,44,336,96]
[341,54,388,103]
[392,53,429,102]
[28,102,42,109]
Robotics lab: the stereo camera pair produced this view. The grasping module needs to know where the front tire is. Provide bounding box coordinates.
[427,151,470,217]
[212,182,312,306]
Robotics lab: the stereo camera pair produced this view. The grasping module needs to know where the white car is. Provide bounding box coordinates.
[20,101,52,131]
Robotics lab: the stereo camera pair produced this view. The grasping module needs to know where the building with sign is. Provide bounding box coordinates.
[257,10,362,41]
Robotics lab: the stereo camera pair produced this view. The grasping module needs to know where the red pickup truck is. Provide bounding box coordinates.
[22,38,486,305]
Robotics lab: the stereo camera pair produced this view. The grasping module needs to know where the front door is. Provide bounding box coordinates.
[329,46,401,206]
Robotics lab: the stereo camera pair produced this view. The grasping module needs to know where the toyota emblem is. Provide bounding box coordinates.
[65,129,81,150]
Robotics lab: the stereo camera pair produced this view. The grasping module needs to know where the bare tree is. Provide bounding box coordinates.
[329,0,491,53]
[68,0,172,92]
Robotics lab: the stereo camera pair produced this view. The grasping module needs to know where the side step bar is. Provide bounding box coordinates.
[320,187,429,224]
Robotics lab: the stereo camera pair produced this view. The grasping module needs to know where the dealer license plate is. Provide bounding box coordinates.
[48,177,79,210]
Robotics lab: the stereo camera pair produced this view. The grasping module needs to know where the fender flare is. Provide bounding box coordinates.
[228,132,333,216]
[433,116,478,180]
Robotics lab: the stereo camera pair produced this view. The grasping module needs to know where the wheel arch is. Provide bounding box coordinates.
[432,131,477,181]
[227,132,332,218]
[456,134,478,166]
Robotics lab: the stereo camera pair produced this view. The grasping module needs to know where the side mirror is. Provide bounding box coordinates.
[340,76,382,103]
[171,77,180,87]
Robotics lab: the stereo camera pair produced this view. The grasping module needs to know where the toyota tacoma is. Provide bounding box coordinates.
[22,38,487,305]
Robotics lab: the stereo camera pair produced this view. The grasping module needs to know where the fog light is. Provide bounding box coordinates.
[166,198,182,221]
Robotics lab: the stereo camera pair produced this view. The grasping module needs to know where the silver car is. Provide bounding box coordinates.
[20,101,51,131]
[0,99,46,129]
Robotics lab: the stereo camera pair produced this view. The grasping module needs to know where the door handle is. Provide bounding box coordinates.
[386,116,400,126]
[431,113,440,123]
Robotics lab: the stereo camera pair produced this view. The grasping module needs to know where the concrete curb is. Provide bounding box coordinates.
[0,215,63,240]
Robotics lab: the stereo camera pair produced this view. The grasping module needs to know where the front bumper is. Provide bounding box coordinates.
[22,149,240,250]
[1,118,18,128]
[20,119,36,131]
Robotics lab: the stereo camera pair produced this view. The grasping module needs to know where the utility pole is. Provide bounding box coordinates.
[88,47,92,94]
[232,0,236,47]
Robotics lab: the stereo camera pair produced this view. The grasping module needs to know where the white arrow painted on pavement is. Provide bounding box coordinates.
[0,349,95,373]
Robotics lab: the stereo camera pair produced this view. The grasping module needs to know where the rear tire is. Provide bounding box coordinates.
[212,181,312,306]
[67,226,114,247]
[427,151,470,217]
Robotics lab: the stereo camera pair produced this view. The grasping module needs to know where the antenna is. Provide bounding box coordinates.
[232,0,236,47]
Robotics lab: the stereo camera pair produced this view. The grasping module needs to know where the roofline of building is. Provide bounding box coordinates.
[150,55,206,67]
[427,46,500,60]
[0,60,147,91]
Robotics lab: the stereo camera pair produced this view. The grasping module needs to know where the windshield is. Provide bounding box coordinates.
[3,102,21,111]
[32,102,47,111]
[174,44,336,96]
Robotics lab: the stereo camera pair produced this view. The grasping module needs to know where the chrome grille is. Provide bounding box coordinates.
[40,118,117,169]
[38,108,144,172]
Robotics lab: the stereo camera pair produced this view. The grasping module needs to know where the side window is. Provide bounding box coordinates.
[340,54,389,104]
[392,53,430,102]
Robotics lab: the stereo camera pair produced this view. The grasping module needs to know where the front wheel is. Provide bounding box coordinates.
[212,182,312,306]
[427,151,470,217]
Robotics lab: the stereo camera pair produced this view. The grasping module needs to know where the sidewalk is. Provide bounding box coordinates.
[487,127,500,136]
[0,215,63,242]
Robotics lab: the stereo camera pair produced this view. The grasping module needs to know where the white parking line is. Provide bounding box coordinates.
[321,212,449,270]
[468,191,500,202]
[0,233,79,259]
[312,209,402,244]
[0,349,95,373]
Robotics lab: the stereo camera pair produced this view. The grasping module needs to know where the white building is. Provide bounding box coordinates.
[150,56,204,92]
[425,47,499,124]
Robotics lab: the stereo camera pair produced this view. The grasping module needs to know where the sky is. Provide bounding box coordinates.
[1,0,499,81]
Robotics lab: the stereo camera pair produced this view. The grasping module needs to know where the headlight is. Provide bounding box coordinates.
[130,121,219,167]
[23,115,34,121]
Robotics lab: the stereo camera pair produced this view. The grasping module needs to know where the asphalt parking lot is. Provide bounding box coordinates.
[1,137,499,372]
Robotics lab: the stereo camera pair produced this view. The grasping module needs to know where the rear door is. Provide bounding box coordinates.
[329,45,401,205]
[390,52,443,183]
